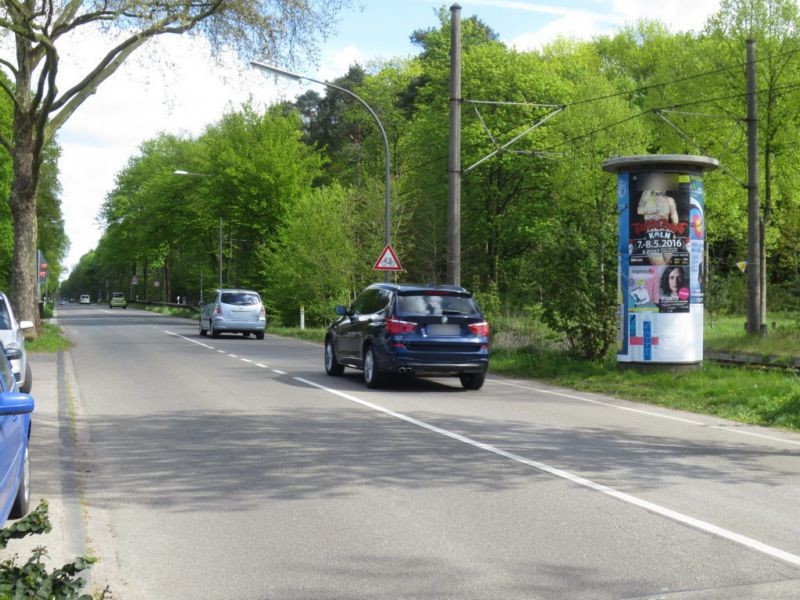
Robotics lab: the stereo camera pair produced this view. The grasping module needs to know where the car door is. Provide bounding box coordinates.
[336,289,380,363]
[0,345,21,516]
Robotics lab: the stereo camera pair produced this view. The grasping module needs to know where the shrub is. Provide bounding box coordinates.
[0,501,99,599]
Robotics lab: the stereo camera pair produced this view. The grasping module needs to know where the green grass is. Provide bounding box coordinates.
[705,312,800,359]
[490,347,800,430]
[268,326,326,344]
[26,323,72,353]
[130,303,199,320]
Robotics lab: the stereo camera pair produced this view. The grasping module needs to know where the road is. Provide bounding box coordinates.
[37,304,800,598]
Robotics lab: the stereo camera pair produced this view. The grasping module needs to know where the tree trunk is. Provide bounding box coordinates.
[9,114,40,331]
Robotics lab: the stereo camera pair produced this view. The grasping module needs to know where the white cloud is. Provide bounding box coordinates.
[610,0,720,32]
[57,30,285,272]
[318,45,366,81]
[510,11,617,50]
[509,0,720,51]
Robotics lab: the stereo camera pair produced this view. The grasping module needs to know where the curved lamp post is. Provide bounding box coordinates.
[251,61,392,282]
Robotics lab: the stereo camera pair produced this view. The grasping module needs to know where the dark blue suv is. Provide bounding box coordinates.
[324,283,490,390]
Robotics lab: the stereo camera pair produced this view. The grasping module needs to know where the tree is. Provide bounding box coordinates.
[705,0,800,325]
[0,0,350,329]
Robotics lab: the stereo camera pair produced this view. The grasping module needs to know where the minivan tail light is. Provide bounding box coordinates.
[386,318,417,335]
[259,306,265,317]
[214,304,221,315]
[468,321,490,337]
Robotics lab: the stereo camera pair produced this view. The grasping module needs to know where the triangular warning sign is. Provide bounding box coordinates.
[373,243,403,271]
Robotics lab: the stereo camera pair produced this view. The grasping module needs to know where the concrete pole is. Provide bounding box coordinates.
[746,40,763,335]
[447,3,462,286]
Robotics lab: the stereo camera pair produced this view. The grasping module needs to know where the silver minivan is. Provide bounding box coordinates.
[199,289,266,339]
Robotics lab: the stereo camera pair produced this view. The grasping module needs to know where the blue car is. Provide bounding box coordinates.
[325,283,490,389]
[0,341,34,523]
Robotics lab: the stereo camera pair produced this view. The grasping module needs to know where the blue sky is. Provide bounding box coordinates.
[57,0,722,273]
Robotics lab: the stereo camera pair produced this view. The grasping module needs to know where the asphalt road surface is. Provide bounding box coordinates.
[43,303,800,599]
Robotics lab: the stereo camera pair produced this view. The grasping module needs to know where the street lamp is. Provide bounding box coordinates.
[173,170,223,288]
[251,60,392,282]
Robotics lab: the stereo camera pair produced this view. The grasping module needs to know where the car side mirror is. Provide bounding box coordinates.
[334,305,347,316]
[19,320,35,339]
[0,391,34,416]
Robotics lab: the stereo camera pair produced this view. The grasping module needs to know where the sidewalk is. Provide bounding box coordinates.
[1,351,87,569]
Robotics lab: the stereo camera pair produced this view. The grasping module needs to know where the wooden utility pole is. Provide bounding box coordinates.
[746,39,764,335]
[447,3,461,286]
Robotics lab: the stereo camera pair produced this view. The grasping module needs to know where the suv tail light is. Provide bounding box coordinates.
[259,306,266,317]
[214,304,221,315]
[386,317,417,335]
[468,321,490,336]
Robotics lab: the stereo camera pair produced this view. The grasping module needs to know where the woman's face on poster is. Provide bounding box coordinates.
[668,268,683,292]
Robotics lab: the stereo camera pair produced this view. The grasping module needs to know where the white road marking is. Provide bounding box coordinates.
[295,375,800,568]
[491,379,800,446]
[241,358,253,364]
[163,328,800,567]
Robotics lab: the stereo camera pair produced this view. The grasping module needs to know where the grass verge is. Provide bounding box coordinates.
[27,322,72,353]
[490,348,800,431]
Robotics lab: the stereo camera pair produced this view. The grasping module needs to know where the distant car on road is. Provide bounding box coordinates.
[0,291,33,393]
[199,289,266,339]
[324,283,490,389]
[79,294,90,304]
[0,339,34,523]
[109,292,127,309]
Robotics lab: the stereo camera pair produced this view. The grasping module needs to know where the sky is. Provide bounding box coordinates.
[55,0,723,275]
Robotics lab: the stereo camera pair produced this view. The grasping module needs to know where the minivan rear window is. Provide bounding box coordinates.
[221,292,260,306]
[396,293,480,317]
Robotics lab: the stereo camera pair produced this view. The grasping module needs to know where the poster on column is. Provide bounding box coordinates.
[628,265,659,312]
[629,172,690,268]
[689,181,705,304]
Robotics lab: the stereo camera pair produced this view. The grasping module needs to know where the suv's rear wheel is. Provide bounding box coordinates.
[459,371,486,390]
[324,339,344,376]
[363,346,385,388]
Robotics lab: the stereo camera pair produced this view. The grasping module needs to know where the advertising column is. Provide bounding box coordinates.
[603,155,718,367]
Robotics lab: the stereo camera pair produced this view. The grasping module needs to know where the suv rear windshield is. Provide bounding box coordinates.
[396,293,480,317]
[220,292,260,306]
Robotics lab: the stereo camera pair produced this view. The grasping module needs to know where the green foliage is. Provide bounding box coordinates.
[259,183,362,326]
[0,501,97,600]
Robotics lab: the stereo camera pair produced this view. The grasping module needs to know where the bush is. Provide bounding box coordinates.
[0,501,100,599]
